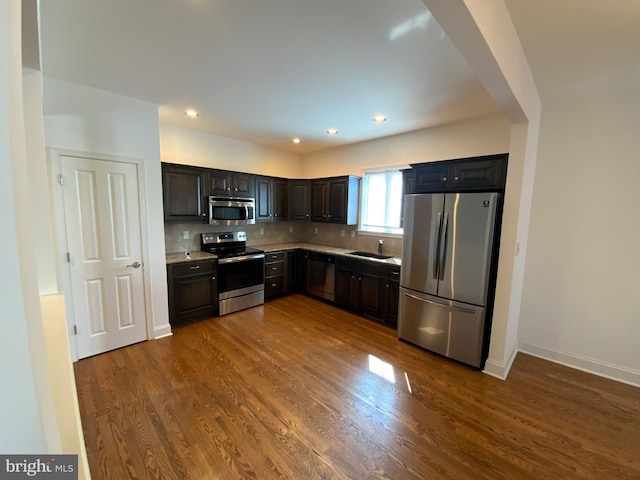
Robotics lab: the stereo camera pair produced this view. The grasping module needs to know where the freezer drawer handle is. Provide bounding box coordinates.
[402,291,476,315]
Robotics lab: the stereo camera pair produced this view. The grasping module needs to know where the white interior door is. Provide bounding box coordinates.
[60,155,147,358]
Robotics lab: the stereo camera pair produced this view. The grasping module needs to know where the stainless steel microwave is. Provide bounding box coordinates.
[208,197,255,225]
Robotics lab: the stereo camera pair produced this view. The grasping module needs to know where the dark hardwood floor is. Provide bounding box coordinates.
[75,294,640,479]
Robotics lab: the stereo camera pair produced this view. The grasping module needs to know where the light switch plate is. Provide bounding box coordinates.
[182,231,189,239]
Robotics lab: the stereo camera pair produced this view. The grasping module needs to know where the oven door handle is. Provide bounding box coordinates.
[218,253,265,265]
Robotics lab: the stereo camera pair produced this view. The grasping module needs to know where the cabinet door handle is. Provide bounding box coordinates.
[454,176,459,181]
[386,284,389,288]
[271,283,277,287]
[200,212,207,217]
[212,276,216,280]
[190,265,200,270]
[391,271,400,276]
[442,176,448,182]
[271,267,278,270]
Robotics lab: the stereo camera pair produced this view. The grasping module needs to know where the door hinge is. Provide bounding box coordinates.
[66,252,71,263]
[73,325,77,335]
[58,174,64,185]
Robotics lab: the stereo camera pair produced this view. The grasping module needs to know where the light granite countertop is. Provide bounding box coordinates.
[165,251,217,265]
[254,242,401,266]
[167,243,401,266]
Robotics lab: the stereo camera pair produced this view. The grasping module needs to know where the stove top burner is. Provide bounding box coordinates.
[200,231,263,259]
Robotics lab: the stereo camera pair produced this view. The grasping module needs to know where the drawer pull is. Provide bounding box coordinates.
[271,283,277,287]
[190,265,200,270]
[272,266,278,270]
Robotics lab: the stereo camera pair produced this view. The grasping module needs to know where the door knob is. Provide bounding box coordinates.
[126,261,141,268]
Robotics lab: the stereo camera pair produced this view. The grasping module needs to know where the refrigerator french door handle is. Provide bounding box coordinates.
[433,212,443,279]
[438,212,449,281]
[402,291,477,315]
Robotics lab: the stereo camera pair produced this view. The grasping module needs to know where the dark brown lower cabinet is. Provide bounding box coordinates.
[384,267,401,327]
[294,250,308,293]
[265,249,400,328]
[335,257,400,327]
[335,258,359,309]
[265,251,288,299]
[167,259,217,326]
[357,262,386,320]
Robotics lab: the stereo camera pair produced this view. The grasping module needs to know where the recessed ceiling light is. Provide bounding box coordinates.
[184,109,199,118]
[292,137,302,144]
[373,114,387,123]
[326,128,339,135]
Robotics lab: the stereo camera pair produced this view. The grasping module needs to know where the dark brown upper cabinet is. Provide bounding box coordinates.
[310,176,360,225]
[412,154,508,193]
[256,176,288,222]
[207,169,255,197]
[162,163,208,223]
[288,179,311,221]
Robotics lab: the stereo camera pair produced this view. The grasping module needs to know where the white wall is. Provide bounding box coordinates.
[43,77,171,339]
[0,0,58,452]
[24,70,58,294]
[160,124,304,177]
[519,95,640,385]
[302,113,511,177]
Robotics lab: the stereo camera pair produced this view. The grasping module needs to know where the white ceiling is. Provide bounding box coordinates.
[38,1,639,154]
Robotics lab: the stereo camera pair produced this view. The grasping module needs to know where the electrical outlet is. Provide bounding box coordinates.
[182,231,189,240]
[341,230,345,237]
[351,231,355,238]
[289,226,293,233]
[260,227,264,235]
[314,227,318,234]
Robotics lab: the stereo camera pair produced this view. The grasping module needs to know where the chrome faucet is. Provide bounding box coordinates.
[378,239,384,255]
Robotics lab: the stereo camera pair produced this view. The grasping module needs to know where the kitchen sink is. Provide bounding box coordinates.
[348,251,393,260]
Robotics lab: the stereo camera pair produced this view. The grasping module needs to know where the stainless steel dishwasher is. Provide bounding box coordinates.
[307,252,335,301]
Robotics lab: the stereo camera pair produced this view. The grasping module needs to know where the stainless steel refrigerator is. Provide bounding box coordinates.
[398,192,501,368]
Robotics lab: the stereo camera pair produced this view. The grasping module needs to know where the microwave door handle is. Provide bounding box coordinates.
[439,212,449,281]
[433,212,442,279]
[245,205,249,220]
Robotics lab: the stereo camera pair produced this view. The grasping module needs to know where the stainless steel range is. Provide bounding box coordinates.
[201,231,265,315]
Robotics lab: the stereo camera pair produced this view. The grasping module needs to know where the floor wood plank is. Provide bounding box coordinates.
[75,294,640,479]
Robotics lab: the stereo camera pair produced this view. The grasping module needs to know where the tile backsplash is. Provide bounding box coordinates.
[164,222,402,257]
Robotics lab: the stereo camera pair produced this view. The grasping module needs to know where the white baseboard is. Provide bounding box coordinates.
[152,324,173,339]
[518,341,640,388]
[483,342,519,380]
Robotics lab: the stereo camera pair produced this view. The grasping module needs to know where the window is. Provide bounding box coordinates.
[360,169,403,235]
